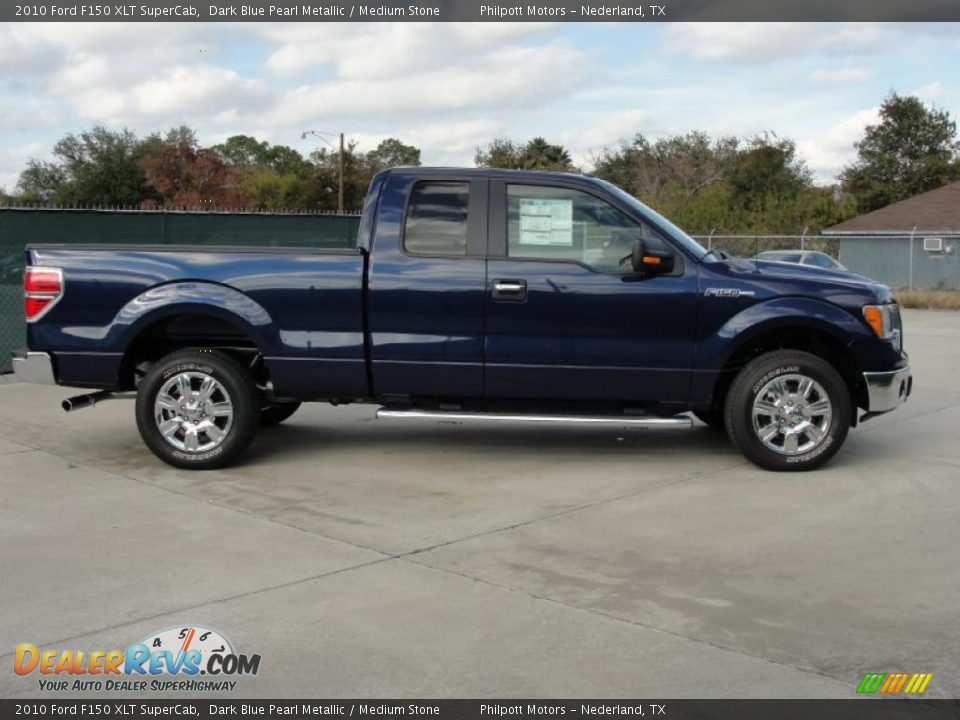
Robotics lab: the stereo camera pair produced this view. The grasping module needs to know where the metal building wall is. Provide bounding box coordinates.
[838,234,960,290]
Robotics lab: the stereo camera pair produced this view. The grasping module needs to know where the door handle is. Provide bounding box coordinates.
[492,279,527,301]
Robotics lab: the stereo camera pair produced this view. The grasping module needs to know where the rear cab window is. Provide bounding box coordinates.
[403,182,470,256]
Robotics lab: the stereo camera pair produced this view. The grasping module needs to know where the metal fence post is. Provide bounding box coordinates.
[909,226,916,291]
[800,226,808,251]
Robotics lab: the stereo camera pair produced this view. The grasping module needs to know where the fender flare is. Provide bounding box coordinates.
[700,296,871,372]
[113,281,275,355]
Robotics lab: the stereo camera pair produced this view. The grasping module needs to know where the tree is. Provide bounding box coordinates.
[520,137,574,171]
[367,138,421,169]
[475,138,523,168]
[16,125,152,206]
[476,137,575,171]
[303,138,423,212]
[594,132,738,206]
[726,134,812,211]
[240,166,327,211]
[16,161,69,203]
[310,141,368,211]
[592,130,850,234]
[143,138,249,209]
[215,135,272,167]
[841,93,960,213]
[214,135,310,176]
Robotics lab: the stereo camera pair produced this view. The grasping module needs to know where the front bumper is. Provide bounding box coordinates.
[863,365,912,413]
[11,350,57,385]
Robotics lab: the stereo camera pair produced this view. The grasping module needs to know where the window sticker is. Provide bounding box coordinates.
[519,198,573,246]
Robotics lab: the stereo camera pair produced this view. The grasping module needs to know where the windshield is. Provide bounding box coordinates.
[597,179,709,260]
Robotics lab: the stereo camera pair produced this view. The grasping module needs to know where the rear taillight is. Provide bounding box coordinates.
[24,266,63,322]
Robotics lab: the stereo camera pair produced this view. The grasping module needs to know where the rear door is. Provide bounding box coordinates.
[367,173,488,400]
[484,179,698,405]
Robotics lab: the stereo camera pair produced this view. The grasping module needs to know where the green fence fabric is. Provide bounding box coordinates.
[0,208,360,373]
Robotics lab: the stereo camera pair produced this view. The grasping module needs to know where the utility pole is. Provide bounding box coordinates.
[302,129,346,214]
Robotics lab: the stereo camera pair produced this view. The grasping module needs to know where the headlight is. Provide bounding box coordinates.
[863,303,901,347]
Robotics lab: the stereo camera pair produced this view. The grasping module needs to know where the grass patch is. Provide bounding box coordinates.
[894,288,960,310]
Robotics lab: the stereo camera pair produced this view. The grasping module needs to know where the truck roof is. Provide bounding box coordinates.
[381,166,593,183]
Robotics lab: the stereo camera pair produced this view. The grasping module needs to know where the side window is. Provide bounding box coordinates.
[506,184,668,272]
[403,182,469,256]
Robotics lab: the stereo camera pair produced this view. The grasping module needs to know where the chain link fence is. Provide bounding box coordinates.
[690,234,840,258]
[0,207,360,373]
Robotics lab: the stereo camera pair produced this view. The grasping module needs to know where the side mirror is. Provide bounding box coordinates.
[631,238,675,274]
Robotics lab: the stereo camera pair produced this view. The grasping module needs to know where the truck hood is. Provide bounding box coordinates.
[713,257,894,304]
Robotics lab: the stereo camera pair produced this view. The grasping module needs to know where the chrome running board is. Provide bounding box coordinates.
[375,408,692,428]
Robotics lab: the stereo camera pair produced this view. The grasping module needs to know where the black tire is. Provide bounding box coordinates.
[724,350,851,471]
[693,408,725,430]
[135,349,259,470]
[260,401,301,427]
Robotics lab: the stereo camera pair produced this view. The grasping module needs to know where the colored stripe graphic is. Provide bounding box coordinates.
[880,673,908,693]
[857,673,886,693]
[857,672,932,694]
[903,673,933,694]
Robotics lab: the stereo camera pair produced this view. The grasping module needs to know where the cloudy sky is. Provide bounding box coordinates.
[1,22,958,192]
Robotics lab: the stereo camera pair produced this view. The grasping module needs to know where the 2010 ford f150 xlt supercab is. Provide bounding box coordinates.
[12,168,911,471]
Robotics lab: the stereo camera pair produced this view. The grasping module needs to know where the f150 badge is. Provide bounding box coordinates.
[704,288,756,298]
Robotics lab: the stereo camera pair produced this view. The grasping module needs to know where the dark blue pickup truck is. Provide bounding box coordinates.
[13,168,911,471]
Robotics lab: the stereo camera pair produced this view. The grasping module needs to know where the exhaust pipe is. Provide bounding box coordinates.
[62,390,134,412]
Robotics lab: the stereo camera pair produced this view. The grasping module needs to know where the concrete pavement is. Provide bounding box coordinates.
[0,309,957,698]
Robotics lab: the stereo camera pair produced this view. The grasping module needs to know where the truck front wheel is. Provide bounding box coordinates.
[724,350,851,471]
[135,349,260,470]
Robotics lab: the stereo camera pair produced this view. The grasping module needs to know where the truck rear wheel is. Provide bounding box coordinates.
[135,349,259,470]
[724,350,851,471]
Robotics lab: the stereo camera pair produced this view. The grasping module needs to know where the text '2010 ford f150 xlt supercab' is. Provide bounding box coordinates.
[13,168,911,471]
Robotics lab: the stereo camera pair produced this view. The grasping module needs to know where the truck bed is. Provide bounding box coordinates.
[26,244,369,398]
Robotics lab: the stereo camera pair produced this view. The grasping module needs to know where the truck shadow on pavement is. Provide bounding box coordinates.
[239,420,738,467]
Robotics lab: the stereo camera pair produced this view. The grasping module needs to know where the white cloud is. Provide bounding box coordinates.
[912,81,943,103]
[666,23,888,63]
[808,67,873,84]
[260,22,556,80]
[265,40,586,126]
[0,25,62,74]
[560,110,648,167]
[797,107,879,183]
[131,66,269,119]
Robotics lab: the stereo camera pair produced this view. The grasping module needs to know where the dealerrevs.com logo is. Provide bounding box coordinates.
[14,626,261,692]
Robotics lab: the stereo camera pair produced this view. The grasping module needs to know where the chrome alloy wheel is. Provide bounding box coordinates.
[153,372,233,453]
[751,374,832,456]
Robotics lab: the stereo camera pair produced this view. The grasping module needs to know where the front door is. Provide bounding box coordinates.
[484,179,698,405]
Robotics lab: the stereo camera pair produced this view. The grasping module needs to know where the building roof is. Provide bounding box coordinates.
[823,181,960,235]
